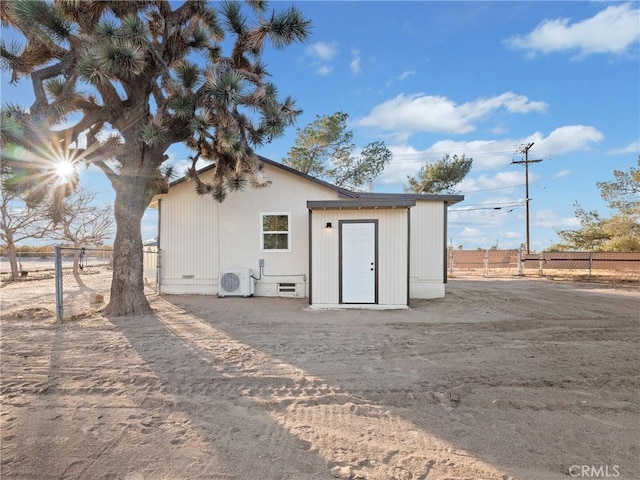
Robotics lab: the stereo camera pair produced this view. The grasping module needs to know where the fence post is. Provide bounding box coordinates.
[589,252,593,276]
[538,253,544,276]
[483,249,489,277]
[518,249,524,276]
[54,245,63,321]
[448,248,454,276]
[157,248,162,294]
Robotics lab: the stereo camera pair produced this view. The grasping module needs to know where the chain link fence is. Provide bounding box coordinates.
[448,249,640,281]
[54,246,158,320]
[54,246,113,319]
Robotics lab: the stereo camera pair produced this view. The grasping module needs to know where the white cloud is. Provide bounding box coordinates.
[502,231,521,239]
[376,125,602,187]
[528,125,604,155]
[305,41,338,76]
[378,141,519,186]
[315,65,334,76]
[385,70,415,87]
[350,49,361,75]
[449,205,582,250]
[553,169,572,179]
[458,171,525,194]
[607,140,640,155]
[458,227,483,239]
[533,210,580,229]
[426,139,516,170]
[505,3,640,58]
[355,91,547,135]
[305,41,338,61]
[491,124,508,135]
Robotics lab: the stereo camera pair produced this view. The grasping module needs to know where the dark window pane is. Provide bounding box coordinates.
[263,233,288,250]
[263,215,288,232]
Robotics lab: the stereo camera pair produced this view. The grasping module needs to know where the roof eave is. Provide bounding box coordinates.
[340,192,465,205]
[307,199,416,210]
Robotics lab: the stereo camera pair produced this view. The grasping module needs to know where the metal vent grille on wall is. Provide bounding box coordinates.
[219,269,254,297]
[278,283,296,294]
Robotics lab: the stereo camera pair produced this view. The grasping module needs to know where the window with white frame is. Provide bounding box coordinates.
[260,213,290,251]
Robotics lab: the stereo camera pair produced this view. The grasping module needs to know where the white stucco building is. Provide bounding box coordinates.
[150,157,463,309]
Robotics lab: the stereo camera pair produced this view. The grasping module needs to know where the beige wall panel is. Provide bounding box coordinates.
[159,197,218,294]
[310,210,340,305]
[410,201,445,281]
[409,201,447,299]
[311,209,408,306]
[216,166,336,297]
[159,164,336,296]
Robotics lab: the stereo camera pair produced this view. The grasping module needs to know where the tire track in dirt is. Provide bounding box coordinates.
[146,297,514,480]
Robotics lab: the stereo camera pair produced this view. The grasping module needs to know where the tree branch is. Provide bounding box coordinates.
[92,159,118,185]
[30,62,66,113]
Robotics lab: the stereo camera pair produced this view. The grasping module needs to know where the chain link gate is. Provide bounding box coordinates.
[54,246,159,320]
[54,246,114,319]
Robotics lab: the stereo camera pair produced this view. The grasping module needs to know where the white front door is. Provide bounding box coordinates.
[341,221,376,303]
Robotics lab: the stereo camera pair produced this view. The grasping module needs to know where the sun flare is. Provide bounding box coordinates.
[55,159,76,181]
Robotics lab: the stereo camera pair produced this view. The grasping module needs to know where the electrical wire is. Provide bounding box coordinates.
[449,202,525,212]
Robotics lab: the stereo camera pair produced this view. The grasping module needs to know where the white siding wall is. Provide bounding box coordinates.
[310,209,409,307]
[157,164,336,296]
[155,164,451,301]
[410,201,446,298]
[159,198,219,294]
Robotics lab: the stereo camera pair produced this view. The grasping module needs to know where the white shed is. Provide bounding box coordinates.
[150,156,463,307]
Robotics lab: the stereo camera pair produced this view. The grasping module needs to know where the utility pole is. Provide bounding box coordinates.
[511,143,542,254]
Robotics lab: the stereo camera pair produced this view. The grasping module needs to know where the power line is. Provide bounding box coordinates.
[511,143,543,254]
[388,147,522,164]
[449,202,524,212]
[461,183,524,194]
[451,199,526,207]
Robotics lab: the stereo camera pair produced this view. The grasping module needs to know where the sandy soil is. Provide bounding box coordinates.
[1,276,638,480]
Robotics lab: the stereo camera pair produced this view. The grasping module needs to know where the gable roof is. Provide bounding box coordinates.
[165,155,358,198]
[152,155,463,207]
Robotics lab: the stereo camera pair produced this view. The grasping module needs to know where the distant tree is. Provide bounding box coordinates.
[0,176,54,280]
[552,203,610,251]
[47,187,114,273]
[283,112,352,177]
[1,1,310,315]
[597,156,639,214]
[282,112,392,191]
[405,154,473,194]
[552,158,640,251]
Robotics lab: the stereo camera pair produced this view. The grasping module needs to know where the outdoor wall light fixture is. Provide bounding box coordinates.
[326,222,332,229]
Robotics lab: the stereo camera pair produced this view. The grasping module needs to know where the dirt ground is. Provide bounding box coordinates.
[1,276,638,480]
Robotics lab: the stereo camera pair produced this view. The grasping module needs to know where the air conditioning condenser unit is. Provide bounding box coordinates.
[218,269,254,297]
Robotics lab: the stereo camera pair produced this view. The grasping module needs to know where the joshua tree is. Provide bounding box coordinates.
[1,0,310,315]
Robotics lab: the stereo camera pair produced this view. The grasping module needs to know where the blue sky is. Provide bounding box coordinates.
[2,1,639,250]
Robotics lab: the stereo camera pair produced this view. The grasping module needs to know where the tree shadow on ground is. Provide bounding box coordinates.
[127,295,516,480]
[162,280,640,480]
[108,308,335,480]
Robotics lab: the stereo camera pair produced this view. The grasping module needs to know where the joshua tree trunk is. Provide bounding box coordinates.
[103,165,156,316]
